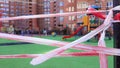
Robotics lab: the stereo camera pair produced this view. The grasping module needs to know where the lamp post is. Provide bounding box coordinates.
[113,0,120,68]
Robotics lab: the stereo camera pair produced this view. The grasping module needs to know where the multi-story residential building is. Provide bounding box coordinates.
[0,0,113,34]
[0,0,38,33]
[51,0,113,33]
[37,0,51,31]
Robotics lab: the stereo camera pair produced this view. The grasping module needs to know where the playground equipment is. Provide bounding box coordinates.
[62,7,105,39]
[87,6,106,19]
[114,13,120,20]
[87,6,106,32]
[0,5,120,68]
[62,26,83,39]
[30,9,113,65]
[62,7,107,40]
[62,14,90,39]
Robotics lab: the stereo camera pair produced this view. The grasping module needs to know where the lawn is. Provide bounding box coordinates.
[0,35,114,68]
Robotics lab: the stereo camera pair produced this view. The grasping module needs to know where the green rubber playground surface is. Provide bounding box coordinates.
[0,35,113,68]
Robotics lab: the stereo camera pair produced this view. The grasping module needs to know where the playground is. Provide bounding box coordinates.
[0,6,119,68]
[0,0,120,68]
[0,35,113,68]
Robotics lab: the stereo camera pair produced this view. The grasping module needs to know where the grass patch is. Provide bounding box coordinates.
[0,35,114,68]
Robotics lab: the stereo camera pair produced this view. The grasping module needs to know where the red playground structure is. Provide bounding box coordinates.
[62,26,83,39]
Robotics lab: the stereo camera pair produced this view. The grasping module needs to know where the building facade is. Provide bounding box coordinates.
[0,0,113,33]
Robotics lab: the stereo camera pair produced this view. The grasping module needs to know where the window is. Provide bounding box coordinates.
[44,12,50,14]
[59,9,63,13]
[77,2,88,9]
[107,1,113,8]
[69,16,75,21]
[59,1,64,6]
[68,0,71,3]
[29,3,32,5]
[29,7,32,9]
[29,10,32,12]
[60,17,64,22]
[0,4,4,6]
[72,16,75,21]
[45,18,50,21]
[71,0,74,3]
[44,9,47,11]
[29,0,32,2]
[68,7,74,12]
[68,7,71,12]
[68,0,74,3]
[54,2,56,4]
[77,14,86,19]
[72,7,74,11]
[69,16,71,21]
[95,0,98,3]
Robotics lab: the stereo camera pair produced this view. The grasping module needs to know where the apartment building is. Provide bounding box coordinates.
[0,0,26,33]
[0,0,37,33]
[0,0,113,33]
[52,0,113,32]
[37,0,51,31]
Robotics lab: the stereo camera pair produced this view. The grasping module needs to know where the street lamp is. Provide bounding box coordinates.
[113,0,120,68]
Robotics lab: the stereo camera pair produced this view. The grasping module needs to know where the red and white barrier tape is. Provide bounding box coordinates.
[98,31,108,68]
[0,32,119,55]
[0,10,107,21]
[30,9,113,65]
[0,5,119,67]
[0,51,107,59]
